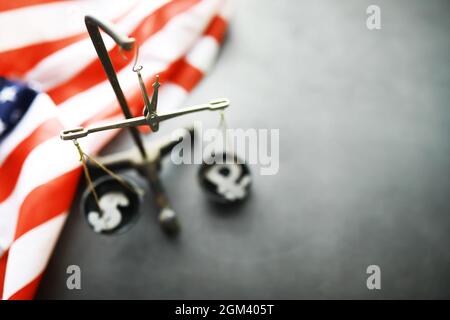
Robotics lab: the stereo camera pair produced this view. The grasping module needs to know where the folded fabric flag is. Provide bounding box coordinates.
[0,0,230,299]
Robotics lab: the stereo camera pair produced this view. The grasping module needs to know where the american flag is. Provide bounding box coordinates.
[0,0,230,299]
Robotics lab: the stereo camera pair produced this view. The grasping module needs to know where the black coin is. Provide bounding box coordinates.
[198,152,251,204]
[81,175,142,235]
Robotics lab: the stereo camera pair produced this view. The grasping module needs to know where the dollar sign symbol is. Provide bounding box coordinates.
[206,163,251,201]
[87,192,129,232]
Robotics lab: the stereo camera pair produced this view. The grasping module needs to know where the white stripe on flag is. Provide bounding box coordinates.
[2,213,67,300]
[186,36,220,73]
[158,82,188,111]
[138,0,221,63]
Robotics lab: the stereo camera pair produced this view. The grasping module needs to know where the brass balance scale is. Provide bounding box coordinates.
[59,15,251,236]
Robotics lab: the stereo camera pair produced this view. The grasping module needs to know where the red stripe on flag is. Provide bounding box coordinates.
[0,0,61,12]
[204,15,228,43]
[0,118,63,203]
[0,34,86,78]
[0,250,9,299]
[8,273,43,300]
[166,58,203,92]
[14,169,81,240]
[48,0,200,105]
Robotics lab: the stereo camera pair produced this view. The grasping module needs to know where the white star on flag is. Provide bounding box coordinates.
[0,86,17,103]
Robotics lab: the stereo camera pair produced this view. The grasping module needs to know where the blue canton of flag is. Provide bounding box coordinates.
[0,77,38,142]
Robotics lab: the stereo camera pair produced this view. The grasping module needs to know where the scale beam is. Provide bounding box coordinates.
[60,98,230,140]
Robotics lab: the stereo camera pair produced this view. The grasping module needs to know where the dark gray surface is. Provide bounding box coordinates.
[37,0,450,299]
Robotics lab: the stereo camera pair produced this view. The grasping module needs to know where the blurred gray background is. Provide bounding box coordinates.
[37,0,450,299]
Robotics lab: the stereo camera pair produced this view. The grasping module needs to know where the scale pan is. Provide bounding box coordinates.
[198,152,252,204]
[81,175,142,235]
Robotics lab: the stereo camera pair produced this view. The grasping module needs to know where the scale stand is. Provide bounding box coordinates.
[60,15,230,235]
